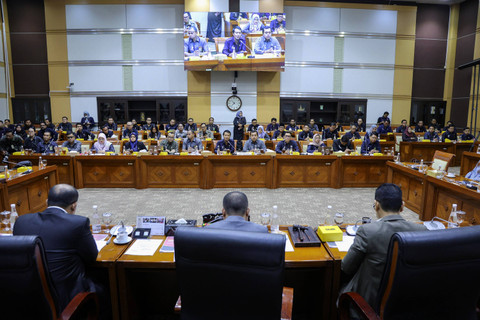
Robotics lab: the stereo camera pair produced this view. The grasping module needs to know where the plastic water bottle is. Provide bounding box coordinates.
[232,47,237,59]
[321,145,325,155]
[92,205,101,233]
[271,205,279,232]
[448,204,458,228]
[10,204,18,230]
[419,159,424,173]
[325,205,333,225]
[477,144,480,154]
[39,156,43,169]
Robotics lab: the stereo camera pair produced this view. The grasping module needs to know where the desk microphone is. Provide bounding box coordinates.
[2,159,33,169]
[240,39,254,56]
[423,217,448,230]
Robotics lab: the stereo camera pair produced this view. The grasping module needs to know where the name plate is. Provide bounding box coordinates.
[136,216,166,236]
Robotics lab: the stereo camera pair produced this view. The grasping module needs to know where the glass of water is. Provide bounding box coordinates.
[102,212,113,233]
[260,212,271,226]
[456,211,466,227]
[334,213,344,226]
[1,211,11,231]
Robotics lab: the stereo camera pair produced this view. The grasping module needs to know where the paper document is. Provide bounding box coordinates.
[285,235,294,252]
[336,235,355,252]
[125,239,163,256]
[96,240,107,252]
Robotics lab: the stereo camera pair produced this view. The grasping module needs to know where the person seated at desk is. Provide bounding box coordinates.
[38,122,58,141]
[124,132,147,152]
[377,120,392,134]
[80,111,95,130]
[298,125,313,141]
[222,26,247,57]
[323,122,338,140]
[106,117,117,131]
[443,120,453,132]
[149,125,161,140]
[206,191,267,233]
[402,126,418,142]
[364,125,377,140]
[184,25,208,57]
[361,133,381,154]
[23,119,33,131]
[257,126,270,140]
[92,133,114,153]
[37,130,57,154]
[356,118,366,132]
[254,27,281,54]
[377,111,390,124]
[340,184,426,316]
[131,119,141,131]
[275,132,299,154]
[159,132,178,154]
[286,119,298,132]
[243,131,266,152]
[198,123,214,140]
[267,117,279,132]
[183,12,196,35]
[122,122,137,139]
[0,129,23,155]
[424,125,439,142]
[206,117,219,133]
[100,125,115,139]
[247,118,259,132]
[415,120,426,132]
[461,127,474,141]
[307,118,320,132]
[14,124,26,140]
[24,128,42,151]
[75,123,95,140]
[270,13,286,34]
[229,12,248,21]
[175,123,187,139]
[336,121,343,132]
[333,135,354,152]
[442,124,457,141]
[430,118,441,130]
[344,124,361,140]
[0,121,6,139]
[165,119,178,132]
[307,133,326,153]
[395,119,408,133]
[466,160,480,181]
[45,118,55,130]
[215,130,235,154]
[142,117,155,131]
[185,118,197,132]
[57,116,72,132]
[273,125,286,140]
[242,14,264,34]
[183,130,203,152]
[61,133,82,152]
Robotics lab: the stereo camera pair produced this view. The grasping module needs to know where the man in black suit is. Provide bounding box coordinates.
[206,191,267,233]
[13,184,99,313]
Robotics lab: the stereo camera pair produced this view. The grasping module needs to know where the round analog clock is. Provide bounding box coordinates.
[226,95,242,112]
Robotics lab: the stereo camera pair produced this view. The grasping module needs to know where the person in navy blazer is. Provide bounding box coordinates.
[13,184,99,313]
[206,191,267,233]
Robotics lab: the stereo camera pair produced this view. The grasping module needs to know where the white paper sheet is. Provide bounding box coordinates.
[125,239,163,256]
[285,234,295,252]
[336,235,355,252]
[95,240,107,252]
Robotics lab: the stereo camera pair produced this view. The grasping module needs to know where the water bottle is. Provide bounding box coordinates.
[10,204,18,230]
[448,204,458,228]
[271,205,279,232]
[39,156,43,169]
[419,159,424,173]
[92,205,101,233]
[232,47,237,59]
[477,144,480,154]
[325,205,333,225]
[321,145,325,155]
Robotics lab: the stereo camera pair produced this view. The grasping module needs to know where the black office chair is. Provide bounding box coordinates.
[0,235,98,320]
[174,227,292,320]
[338,226,480,320]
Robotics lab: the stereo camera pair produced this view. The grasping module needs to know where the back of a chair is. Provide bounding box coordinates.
[0,235,59,319]
[175,227,286,320]
[432,150,455,171]
[377,226,480,320]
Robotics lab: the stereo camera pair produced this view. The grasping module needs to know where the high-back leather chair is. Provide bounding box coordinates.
[174,227,287,320]
[339,226,480,320]
[0,236,98,320]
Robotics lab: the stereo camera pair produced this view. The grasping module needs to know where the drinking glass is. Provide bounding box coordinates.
[41,159,47,169]
[1,211,11,231]
[260,212,271,226]
[102,212,113,233]
[456,211,466,226]
[334,213,344,226]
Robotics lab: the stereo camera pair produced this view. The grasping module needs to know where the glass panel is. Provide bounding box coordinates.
[99,102,112,122]
[296,102,308,124]
[281,102,294,124]
[158,102,170,123]
[174,101,187,122]
[113,102,127,123]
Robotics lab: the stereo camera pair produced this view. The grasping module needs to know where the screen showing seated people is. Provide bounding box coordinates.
[183,12,286,72]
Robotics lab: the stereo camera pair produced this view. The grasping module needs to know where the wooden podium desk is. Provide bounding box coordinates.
[386,162,426,214]
[10,154,75,185]
[460,151,480,176]
[0,165,58,215]
[205,155,274,189]
[454,142,479,166]
[116,229,337,320]
[184,56,285,71]
[274,155,338,188]
[338,156,393,188]
[400,142,455,163]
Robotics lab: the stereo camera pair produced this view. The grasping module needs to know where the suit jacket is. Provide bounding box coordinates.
[340,215,426,309]
[13,207,98,312]
[206,215,268,233]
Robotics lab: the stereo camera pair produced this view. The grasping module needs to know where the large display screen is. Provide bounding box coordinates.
[183,12,286,72]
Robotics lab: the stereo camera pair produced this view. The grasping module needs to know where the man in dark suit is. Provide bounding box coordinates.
[340,183,426,313]
[206,191,267,233]
[13,184,99,313]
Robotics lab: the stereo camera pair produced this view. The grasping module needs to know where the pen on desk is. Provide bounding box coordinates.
[106,235,113,245]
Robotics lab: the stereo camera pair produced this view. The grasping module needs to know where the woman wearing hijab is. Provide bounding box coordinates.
[402,126,418,142]
[242,14,264,34]
[14,124,26,140]
[233,111,246,141]
[364,124,378,140]
[92,133,114,153]
[123,131,147,152]
[81,111,95,130]
[257,125,270,140]
[306,133,325,153]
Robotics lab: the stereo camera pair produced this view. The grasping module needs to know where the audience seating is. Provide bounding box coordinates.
[338,226,480,320]
[0,235,98,320]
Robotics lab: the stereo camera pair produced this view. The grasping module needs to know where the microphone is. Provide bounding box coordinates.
[346,217,372,236]
[423,217,448,230]
[240,39,254,56]
[2,159,33,168]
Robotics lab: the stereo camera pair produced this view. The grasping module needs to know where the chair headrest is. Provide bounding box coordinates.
[393,226,480,265]
[175,227,285,268]
[0,236,42,269]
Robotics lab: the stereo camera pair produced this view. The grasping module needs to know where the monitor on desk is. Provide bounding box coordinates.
[183,12,286,72]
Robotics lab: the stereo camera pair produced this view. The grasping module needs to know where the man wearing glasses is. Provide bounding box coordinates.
[62,133,82,152]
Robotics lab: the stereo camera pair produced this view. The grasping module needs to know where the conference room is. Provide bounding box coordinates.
[1,0,480,319]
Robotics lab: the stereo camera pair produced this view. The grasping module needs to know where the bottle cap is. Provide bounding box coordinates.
[93,205,98,209]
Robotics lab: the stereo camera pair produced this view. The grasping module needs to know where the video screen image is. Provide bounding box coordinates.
[183,12,286,72]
